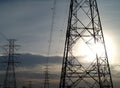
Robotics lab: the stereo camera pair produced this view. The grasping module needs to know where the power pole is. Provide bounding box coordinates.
[59,0,113,88]
[3,39,19,88]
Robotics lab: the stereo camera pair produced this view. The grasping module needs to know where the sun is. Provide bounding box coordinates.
[93,43,104,57]
[72,35,115,63]
[72,41,95,62]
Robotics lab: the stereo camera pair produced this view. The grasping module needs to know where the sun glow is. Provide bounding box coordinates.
[104,35,115,64]
[93,43,104,57]
[73,35,115,64]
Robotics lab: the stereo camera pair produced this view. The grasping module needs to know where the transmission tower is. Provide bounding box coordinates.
[43,0,56,88]
[44,65,49,88]
[3,39,19,88]
[59,0,113,88]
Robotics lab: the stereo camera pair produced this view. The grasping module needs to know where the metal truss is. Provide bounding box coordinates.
[3,39,19,88]
[59,0,113,88]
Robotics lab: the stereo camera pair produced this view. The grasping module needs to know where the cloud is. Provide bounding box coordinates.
[0,53,62,87]
[0,0,120,87]
[1,53,120,88]
[0,53,62,67]
[110,65,120,78]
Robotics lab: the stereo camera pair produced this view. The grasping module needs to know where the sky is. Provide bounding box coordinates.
[0,0,69,56]
[0,0,120,88]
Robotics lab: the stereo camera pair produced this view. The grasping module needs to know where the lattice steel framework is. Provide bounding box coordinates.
[44,65,49,88]
[59,0,113,88]
[3,39,19,88]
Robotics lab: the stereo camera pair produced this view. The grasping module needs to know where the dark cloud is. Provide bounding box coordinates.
[0,53,120,88]
[0,0,120,88]
[0,53,62,67]
[0,54,62,88]
[19,54,62,66]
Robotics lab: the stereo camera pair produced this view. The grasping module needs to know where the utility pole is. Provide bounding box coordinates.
[59,0,113,88]
[3,39,19,88]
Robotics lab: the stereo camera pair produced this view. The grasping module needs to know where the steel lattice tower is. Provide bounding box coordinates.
[3,39,19,88]
[59,0,113,88]
[44,64,49,88]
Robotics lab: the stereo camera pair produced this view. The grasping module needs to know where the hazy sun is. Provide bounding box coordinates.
[73,35,115,63]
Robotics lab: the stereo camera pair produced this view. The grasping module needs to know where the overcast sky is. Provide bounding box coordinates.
[0,0,70,56]
[0,0,120,60]
[0,0,120,88]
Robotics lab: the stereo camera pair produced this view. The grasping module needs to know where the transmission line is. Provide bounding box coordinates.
[0,32,7,40]
[43,0,56,88]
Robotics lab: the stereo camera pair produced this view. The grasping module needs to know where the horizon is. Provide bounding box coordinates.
[0,0,120,88]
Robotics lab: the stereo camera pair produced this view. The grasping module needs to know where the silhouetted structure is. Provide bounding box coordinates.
[3,39,19,88]
[44,65,49,88]
[59,0,113,88]
[43,0,56,88]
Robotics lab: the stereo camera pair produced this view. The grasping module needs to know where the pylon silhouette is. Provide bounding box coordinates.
[59,0,113,88]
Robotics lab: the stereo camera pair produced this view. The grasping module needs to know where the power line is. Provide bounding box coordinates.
[55,0,70,56]
[44,0,57,88]
[0,32,7,40]
[47,0,56,56]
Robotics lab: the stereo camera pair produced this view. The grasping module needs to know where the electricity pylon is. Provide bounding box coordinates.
[44,65,49,88]
[3,39,19,88]
[59,0,113,88]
